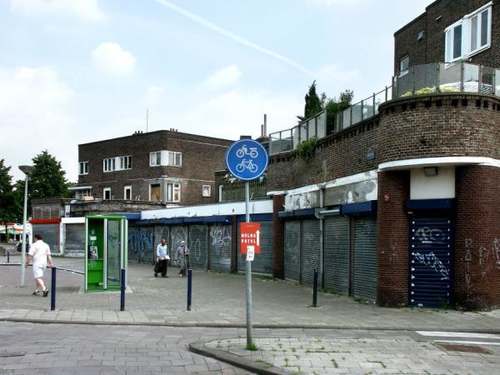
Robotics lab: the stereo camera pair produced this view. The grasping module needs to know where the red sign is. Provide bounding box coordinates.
[240,222,261,254]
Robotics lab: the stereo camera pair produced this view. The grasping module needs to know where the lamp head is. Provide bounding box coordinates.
[19,165,34,175]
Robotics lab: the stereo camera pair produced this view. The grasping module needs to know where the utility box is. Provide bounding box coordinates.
[85,215,128,292]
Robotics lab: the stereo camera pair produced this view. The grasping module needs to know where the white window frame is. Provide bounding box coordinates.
[149,183,162,202]
[149,150,182,167]
[119,156,132,170]
[399,55,410,77]
[79,161,89,175]
[202,185,211,197]
[103,187,111,200]
[150,151,161,167]
[103,158,115,173]
[165,182,181,203]
[124,185,132,200]
[444,2,492,62]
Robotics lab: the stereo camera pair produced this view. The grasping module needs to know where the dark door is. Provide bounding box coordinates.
[352,217,378,303]
[323,216,350,295]
[410,217,453,308]
[284,221,301,282]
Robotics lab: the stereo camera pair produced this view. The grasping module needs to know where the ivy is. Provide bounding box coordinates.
[295,137,318,161]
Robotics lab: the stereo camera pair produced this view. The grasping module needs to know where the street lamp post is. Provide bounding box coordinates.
[19,165,33,287]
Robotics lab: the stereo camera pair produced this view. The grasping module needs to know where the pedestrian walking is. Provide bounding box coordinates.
[26,234,54,297]
[154,238,170,278]
[176,240,190,277]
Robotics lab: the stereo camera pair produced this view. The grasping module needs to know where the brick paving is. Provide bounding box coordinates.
[1,255,499,331]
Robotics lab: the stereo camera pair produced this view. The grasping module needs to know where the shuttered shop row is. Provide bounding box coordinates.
[284,216,378,302]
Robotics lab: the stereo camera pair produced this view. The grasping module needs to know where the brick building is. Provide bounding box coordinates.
[263,0,500,310]
[72,130,233,206]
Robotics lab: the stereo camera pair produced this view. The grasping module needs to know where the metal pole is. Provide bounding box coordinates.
[245,181,254,348]
[7,251,10,264]
[50,267,56,311]
[120,268,126,311]
[313,269,318,307]
[20,176,28,287]
[187,268,192,311]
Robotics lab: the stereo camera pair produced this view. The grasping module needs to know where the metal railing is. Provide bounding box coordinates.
[269,62,500,156]
[269,110,327,155]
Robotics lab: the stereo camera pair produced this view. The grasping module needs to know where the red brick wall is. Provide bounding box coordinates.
[455,165,500,310]
[377,170,410,307]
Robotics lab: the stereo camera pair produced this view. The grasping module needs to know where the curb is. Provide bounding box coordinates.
[2,317,500,334]
[189,341,287,375]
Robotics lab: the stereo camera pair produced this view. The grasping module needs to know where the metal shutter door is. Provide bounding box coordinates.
[189,225,208,269]
[170,225,188,265]
[238,221,273,274]
[284,221,301,282]
[352,217,378,303]
[209,224,232,272]
[64,223,85,257]
[300,220,321,286]
[323,217,350,294]
[410,218,453,308]
[128,226,154,263]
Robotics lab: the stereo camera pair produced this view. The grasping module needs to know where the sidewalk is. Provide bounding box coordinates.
[1,256,499,331]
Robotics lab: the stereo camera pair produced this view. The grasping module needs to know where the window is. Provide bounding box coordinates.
[103,158,115,172]
[150,152,161,166]
[119,156,132,170]
[399,55,410,76]
[150,150,182,167]
[124,186,132,200]
[103,187,111,200]
[166,182,181,202]
[445,3,492,62]
[202,185,211,197]
[79,161,89,175]
[150,183,161,202]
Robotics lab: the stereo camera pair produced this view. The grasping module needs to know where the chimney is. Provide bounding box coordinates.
[240,135,252,140]
[263,113,267,137]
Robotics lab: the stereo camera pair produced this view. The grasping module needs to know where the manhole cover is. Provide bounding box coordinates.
[437,343,492,354]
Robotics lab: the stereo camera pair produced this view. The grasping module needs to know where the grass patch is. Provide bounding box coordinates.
[246,343,258,351]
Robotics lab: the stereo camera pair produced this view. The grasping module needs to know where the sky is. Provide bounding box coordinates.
[0,0,433,182]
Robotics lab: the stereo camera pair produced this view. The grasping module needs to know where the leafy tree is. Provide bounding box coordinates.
[29,150,69,199]
[0,160,17,240]
[303,81,323,119]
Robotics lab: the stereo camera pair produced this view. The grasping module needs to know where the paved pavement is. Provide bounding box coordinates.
[1,255,499,331]
[200,329,500,374]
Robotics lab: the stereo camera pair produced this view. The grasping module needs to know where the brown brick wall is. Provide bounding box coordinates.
[395,0,500,72]
[454,165,500,310]
[377,171,410,307]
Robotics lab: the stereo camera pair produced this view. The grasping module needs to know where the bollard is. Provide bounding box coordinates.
[50,266,56,311]
[187,268,192,311]
[312,268,318,308]
[120,268,126,312]
[6,251,9,264]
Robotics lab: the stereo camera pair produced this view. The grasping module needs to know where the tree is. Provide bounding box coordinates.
[29,150,69,199]
[303,81,323,120]
[0,159,17,240]
[324,89,354,114]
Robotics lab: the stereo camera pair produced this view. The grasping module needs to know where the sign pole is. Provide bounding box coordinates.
[245,181,254,348]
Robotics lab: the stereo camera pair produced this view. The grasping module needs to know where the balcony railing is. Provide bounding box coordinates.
[269,62,500,156]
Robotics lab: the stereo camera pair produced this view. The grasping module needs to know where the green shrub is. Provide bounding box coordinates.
[295,137,318,161]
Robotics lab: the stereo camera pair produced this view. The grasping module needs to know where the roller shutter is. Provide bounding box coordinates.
[323,216,350,294]
[64,223,85,257]
[300,220,321,286]
[189,225,208,269]
[352,217,378,303]
[284,221,301,282]
[209,224,232,272]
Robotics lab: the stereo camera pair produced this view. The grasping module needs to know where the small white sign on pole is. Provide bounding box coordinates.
[246,245,255,262]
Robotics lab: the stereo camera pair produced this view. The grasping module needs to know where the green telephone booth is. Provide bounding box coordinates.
[85,215,128,292]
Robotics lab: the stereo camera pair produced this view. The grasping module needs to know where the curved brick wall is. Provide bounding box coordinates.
[378,93,500,164]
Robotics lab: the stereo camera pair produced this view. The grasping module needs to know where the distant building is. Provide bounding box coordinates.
[71,130,233,206]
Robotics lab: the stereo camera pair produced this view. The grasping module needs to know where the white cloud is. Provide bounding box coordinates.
[0,66,78,182]
[10,0,105,22]
[92,42,136,76]
[204,65,242,90]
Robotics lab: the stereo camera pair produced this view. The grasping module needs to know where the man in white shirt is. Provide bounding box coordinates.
[26,234,54,297]
[154,238,169,278]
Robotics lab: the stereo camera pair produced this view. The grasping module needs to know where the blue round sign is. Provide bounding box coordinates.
[225,139,268,181]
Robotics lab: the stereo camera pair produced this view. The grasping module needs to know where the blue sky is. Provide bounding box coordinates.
[0,0,433,181]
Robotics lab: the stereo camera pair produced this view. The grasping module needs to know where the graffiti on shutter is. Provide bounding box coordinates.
[128,226,154,263]
[352,217,378,303]
[301,220,321,286]
[323,217,350,294]
[410,217,453,308]
[209,224,232,272]
[284,221,301,282]
[189,225,208,269]
[170,226,187,265]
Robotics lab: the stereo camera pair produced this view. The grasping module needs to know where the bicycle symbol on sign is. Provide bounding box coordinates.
[236,145,259,159]
[236,159,259,173]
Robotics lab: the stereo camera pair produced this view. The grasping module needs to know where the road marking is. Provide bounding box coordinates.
[435,340,500,346]
[416,331,500,340]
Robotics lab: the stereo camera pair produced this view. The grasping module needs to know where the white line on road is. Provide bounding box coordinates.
[416,331,500,340]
